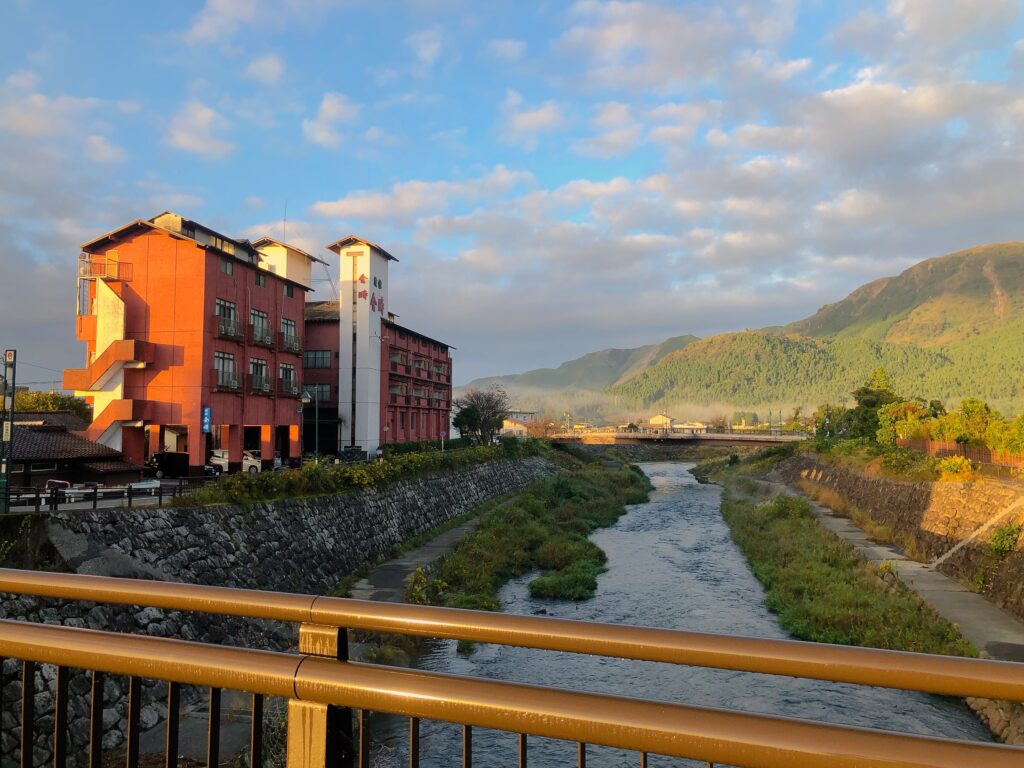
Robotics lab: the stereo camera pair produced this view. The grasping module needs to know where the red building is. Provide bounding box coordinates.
[302,302,453,451]
[63,212,319,474]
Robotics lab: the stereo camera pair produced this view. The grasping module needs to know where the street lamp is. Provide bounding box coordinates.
[301,388,319,462]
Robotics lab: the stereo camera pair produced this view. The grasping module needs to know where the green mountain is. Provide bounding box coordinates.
[464,243,1024,419]
[463,335,699,392]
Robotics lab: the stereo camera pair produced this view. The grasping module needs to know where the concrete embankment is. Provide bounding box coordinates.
[0,455,556,766]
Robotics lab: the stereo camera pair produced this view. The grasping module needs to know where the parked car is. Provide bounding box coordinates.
[209,449,263,474]
[144,452,190,479]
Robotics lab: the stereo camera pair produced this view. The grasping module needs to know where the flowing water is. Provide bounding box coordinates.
[374,461,991,766]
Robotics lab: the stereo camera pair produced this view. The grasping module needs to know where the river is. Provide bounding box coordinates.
[374,461,991,766]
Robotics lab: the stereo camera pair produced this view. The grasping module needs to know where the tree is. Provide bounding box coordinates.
[526,413,560,438]
[453,385,510,445]
[13,390,92,422]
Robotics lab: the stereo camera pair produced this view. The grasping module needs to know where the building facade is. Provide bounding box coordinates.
[63,213,320,475]
[302,237,452,455]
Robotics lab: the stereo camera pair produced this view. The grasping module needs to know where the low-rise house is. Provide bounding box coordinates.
[502,418,529,437]
[2,424,142,488]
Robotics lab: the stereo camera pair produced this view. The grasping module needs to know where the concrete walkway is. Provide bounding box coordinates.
[748,477,1024,662]
[348,517,482,602]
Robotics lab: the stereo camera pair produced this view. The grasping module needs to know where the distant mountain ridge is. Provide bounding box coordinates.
[461,243,1024,419]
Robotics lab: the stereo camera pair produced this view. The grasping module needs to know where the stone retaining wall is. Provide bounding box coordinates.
[0,456,556,766]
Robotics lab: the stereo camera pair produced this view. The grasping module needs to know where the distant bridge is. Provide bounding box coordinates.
[551,429,810,446]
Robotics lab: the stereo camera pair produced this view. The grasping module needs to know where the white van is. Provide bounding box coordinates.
[209,449,263,474]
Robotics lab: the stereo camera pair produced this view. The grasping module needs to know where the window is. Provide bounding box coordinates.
[215,351,236,373]
[281,318,297,336]
[305,383,331,402]
[250,308,272,345]
[250,308,268,327]
[249,358,268,376]
[399,411,406,429]
[411,413,417,430]
[215,299,236,319]
[280,363,296,381]
[221,258,233,276]
[30,463,57,473]
[304,350,331,369]
[255,271,266,287]
[284,283,294,298]
[214,351,236,388]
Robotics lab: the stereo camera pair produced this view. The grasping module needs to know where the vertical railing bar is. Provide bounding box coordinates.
[578,741,587,768]
[165,681,180,768]
[53,665,69,768]
[125,676,141,768]
[207,687,221,768]
[20,660,35,768]
[88,670,105,768]
[640,752,648,767]
[518,733,527,768]
[250,692,264,768]
[358,709,370,768]
[409,717,420,768]
[462,724,472,768]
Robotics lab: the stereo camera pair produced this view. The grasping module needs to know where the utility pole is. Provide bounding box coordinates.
[1,350,17,513]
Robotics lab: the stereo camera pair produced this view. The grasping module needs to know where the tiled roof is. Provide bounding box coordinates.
[305,300,340,322]
[0,426,121,462]
[13,411,89,432]
[81,460,144,474]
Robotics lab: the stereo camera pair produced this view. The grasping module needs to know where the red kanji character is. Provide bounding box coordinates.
[357,290,368,299]
[370,293,378,311]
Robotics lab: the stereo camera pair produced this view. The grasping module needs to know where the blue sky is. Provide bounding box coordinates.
[2,0,1024,385]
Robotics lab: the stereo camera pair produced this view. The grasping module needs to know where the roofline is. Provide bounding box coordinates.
[80,216,311,292]
[325,235,399,262]
[382,317,455,350]
[252,236,328,265]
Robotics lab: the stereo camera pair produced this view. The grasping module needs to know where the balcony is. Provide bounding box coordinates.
[213,368,241,392]
[214,314,243,341]
[279,332,302,354]
[249,323,274,347]
[390,393,409,405]
[248,374,273,395]
[79,253,133,281]
[278,378,300,397]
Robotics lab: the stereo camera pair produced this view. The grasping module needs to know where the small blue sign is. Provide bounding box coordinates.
[201,407,212,433]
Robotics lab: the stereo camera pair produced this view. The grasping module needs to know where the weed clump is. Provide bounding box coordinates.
[409,462,652,611]
[721,489,975,656]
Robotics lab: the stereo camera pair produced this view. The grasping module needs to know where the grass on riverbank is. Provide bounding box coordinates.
[721,491,975,656]
[409,461,652,611]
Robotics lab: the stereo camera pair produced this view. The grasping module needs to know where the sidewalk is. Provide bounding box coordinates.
[750,477,1024,662]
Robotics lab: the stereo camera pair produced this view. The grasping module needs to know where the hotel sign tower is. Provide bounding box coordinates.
[326,236,397,456]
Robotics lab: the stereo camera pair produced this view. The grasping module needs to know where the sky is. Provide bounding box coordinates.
[1,0,1024,387]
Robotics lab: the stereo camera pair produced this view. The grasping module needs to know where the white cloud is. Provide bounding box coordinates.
[166,100,235,158]
[186,0,344,44]
[5,70,39,90]
[245,53,285,86]
[83,135,126,164]
[311,165,532,222]
[406,26,443,72]
[572,101,642,157]
[302,92,360,149]
[500,90,567,149]
[488,38,526,61]
[0,89,99,138]
[889,0,1018,50]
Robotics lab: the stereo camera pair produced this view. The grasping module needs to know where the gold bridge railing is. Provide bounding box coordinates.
[1,567,1023,768]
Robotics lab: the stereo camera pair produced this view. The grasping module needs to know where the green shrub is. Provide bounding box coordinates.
[936,455,973,476]
[720,490,975,656]
[989,523,1022,560]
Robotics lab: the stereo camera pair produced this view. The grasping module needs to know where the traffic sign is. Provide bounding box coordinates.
[4,349,14,365]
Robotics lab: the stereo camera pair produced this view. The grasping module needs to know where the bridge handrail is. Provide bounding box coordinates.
[2,567,1022,701]
[1,619,1021,768]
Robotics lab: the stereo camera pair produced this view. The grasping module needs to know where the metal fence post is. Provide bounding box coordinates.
[92,486,98,510]
[158,483,163,507]
[127,484,133,509]
[287,623,354,768]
